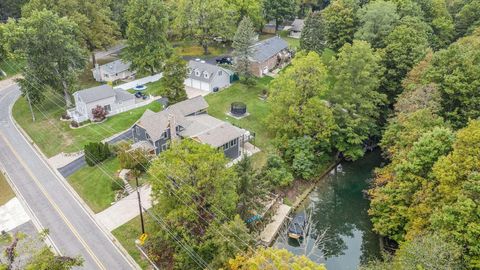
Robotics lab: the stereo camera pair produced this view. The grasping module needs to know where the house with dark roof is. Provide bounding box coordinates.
[92,59,135,82]
[184,60,233,92]
[132,96,249,159]
[289,19,305,38]
[248,36,291,77]
[67,84,148,122]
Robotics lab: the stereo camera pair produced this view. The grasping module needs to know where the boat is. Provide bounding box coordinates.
[287,213,306,239]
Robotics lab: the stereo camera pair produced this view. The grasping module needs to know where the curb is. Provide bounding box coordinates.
[8,91,141,270]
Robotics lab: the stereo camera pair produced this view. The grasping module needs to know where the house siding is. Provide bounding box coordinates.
[250,55,281,77]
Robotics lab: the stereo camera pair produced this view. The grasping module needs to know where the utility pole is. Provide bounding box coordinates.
[135,172,145,234]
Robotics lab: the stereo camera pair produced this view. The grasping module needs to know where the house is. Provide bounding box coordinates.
[289,19,305,38]
[248,36,290,77]
[132,96,249,159]
[184,60,233,92]
[262,20,277,34]
[92,59,135,82]
[67,84,140,122]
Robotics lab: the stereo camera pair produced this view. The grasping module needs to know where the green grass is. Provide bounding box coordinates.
[173,40,230,57]
[112,215,153,269]
[12,92,163,157]
[67,158,121,213]
[205,77,274,167]
[129,79,167,98]
[0,59,24,78]
[0,173,15,206]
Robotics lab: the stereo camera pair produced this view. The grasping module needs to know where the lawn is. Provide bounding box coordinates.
[0,173,15,206]
[205,77,274,167]
[173,40,231,57]
[112,215,153,269]
[77,57,118,89]
[129,79,167,98]
[67,158,121,213]
[12,92,163,157]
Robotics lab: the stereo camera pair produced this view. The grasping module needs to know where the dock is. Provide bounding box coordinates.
[259,204,291,246]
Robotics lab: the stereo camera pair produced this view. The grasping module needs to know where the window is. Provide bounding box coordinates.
[104,105,111,112]
[203,71,209,79]
[187,68,192,74]
[146,133,150,140]
[218,70,223,76]
[223,143,229,150]
[195,70,200,76]
[135,126,140,135]
[161,131,168,139]
[230,139,237,147]
[161,143,168,151]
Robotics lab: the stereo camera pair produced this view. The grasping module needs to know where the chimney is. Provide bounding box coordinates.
[168,113,179,142]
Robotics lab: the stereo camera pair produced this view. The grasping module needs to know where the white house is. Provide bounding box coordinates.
[289,19,305,38]
[184,60,233,92]
[67,84,149,123]
[92,59,135,82]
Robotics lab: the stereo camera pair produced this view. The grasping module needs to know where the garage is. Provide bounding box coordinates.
[184,78,192,87]
[192,79,201,89]
[200,82,210,91]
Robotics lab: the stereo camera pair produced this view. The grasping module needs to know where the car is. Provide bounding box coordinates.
[216,57,232,65]
[135,92,144,98]
[287,213,306,239]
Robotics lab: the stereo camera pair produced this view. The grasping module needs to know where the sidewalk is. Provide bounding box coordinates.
[0,76,20,90]
[95,185,153,231]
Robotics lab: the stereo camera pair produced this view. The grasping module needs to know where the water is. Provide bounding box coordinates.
[273,150,383,270]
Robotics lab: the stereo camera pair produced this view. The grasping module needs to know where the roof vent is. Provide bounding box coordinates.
[195,58,201,62]
[200,60,206,63]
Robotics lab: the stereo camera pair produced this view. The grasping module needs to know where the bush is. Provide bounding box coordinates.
[91,105,107,122]
[262,154,294,187]
[84,142,111,166]
[111,178,125,191]
[71,121,79,128]
[118,148,149,172]
[61,113,71,120]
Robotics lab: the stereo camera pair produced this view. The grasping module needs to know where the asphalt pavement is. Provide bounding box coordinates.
[0,85,138,270]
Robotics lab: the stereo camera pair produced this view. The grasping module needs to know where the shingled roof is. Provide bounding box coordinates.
[250,36,289,63]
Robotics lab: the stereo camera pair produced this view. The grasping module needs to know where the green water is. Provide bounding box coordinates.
[274,150,383,270]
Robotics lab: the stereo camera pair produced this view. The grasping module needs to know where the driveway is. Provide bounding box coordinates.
[186,86,210,99]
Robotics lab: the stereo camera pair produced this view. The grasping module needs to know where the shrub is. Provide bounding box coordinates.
[91,105,107,122]
[71,121,79,128]
[262,154,294,187]
[111,178,125,191]
[61,113,71,120]
[118,148,149,172]
[84,142,111,166]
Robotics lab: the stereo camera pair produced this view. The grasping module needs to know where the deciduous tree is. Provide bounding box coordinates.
[322,0,359,50]
[263,0,297,30]
[161,54,187,103]
[123,0,171,75]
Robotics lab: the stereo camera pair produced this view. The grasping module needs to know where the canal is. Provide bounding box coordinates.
[273,149,383,270]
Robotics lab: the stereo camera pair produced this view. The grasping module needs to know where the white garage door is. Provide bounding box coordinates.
[184,78,192,87]
[192,79,201,89]
[200,82,210,91]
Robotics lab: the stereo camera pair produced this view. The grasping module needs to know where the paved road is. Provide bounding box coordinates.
[0,85,137,269]
[58,130,133,177]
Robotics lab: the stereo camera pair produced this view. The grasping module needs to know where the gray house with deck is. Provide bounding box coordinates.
[132,96,248,159]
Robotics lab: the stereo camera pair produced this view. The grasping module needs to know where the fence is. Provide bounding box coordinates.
[114,73,163,90]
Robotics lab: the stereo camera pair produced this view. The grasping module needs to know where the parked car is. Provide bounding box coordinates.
[216,57,232,65]
[134,92,143,98]
[288,213,306,239]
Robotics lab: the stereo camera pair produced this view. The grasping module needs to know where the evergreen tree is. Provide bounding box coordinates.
[300,11,325,54]
[123,0,171,75]
[232,17,256,80]
[161,54,187,104]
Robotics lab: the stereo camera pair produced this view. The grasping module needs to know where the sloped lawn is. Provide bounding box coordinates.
[12,93,162,157]
[0,173,15,206]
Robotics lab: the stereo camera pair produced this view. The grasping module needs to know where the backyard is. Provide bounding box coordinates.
[12,92,163,157]
[259,31,300,50]
[205,77,274,166]
[173,40,231,57]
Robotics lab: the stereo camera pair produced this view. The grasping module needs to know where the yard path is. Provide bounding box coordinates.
[0,85,139,269]
[95,185,153,231]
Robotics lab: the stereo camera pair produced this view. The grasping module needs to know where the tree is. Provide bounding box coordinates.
[424,30,480,128]
[322,0,359,50]
[394,84,441,115]
[0,0,27,21]
[110,0,129,38]
[267,51,334,151]
[161,54,187,103]
[263,0,296,30]
[232,17,256,80]
[84,142,110,166]
[172,0,235,55]
[361,234,464,270]
[354,0,399,48]
[118,147,150,172]
[455,0,480,38]
[328,40,385,160]
[261,154,294,188]
[123,0,171,75]
[148,139,239,269]
[227,247,326,270]
[5,10,87,106]
[0,232,83,270]
[300,11,325,54]
[382,20,430,102]
[430,120,480,267]
[22,0,118,66]
[234,157,268,220]
[227,0,263,28]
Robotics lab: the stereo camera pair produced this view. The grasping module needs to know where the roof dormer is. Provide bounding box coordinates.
[203,71,209,79]
[195,69,200,76]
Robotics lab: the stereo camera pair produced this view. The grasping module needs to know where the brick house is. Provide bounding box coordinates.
[248,36,290,77]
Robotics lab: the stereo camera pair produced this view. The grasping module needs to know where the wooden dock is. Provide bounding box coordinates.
[259,204,291,246]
